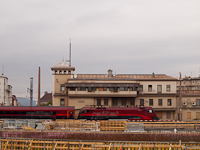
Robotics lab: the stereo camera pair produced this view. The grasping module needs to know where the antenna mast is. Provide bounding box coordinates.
[2,65,4,75]
[69,39,71,67]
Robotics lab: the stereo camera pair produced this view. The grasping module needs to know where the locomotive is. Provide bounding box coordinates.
[0,105,158,121]
[78,105,158,121]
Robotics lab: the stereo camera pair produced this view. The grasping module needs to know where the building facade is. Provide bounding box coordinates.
[0,75,12,106]
[51,62,179,120]
[177,76,200,121]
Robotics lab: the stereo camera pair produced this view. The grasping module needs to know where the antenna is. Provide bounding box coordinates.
[65,39,72,67]
[69,39,71,67]
[2,65,4,75]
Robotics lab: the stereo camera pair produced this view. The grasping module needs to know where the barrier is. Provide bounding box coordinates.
[0,138,200,150]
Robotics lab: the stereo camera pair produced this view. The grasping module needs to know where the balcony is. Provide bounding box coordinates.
[68,90,137,98]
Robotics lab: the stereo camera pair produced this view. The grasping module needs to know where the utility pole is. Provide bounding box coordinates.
[30,77,33,107]
[179,72,182,121]
[38,67,40,106]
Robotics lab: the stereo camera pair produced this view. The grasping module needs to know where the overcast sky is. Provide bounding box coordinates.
[0,0,200,100]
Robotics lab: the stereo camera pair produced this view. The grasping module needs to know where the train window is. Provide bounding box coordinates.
[82,110,90,113]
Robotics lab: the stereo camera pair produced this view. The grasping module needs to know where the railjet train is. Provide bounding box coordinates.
[0,105,158,120]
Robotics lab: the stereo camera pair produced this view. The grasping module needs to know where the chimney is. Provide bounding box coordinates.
[108,69,113,77]
[38,67,40,106]
[152,72,155,78]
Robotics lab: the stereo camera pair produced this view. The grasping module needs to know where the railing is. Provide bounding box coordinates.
[0,138,199,150]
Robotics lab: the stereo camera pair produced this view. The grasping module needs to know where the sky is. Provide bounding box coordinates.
[0,0,200,100]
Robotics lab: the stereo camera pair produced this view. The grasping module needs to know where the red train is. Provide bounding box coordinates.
[0,106,75,119]
[0,106,158,121]
[78,106,158,120]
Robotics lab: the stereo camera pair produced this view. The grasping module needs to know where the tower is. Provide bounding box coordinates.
[51,62,75,106]
[51,40,75,106]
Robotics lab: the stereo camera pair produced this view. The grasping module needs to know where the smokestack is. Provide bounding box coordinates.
[38,67,40,106]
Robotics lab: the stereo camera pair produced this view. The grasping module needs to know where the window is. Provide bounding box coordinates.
[192,87,195,90]
[55,71,58,74]
[157,85,162,93]
[60,99,65,106]
[130,87,135,91]
[61,85,65,91]
[59,70,62,74]
[183,81,185,85]
[70,87,76,91]
[158,99,162,106]
[88,87,96,92]
[148,85,152,92]
[119,87,128,91]
[114,87,118,92]
[122,99,126,106]
[98,87,104,91]
[192,80,195,84]
[104,99,108,106]
[167,99,172,106]
[196,99,200,106]
[139,85,143,92]
[68,71,71,74]
[78,87,86,91]
[198,80,200,85]
[140,99,144,106]
[112,99,118,106]
[130,98,135,106]
[97,99,101,106]
[187,80,190,84]
[109,87,114,91]
[166,85,171,92]
[64,71,66,74]
[103,87,107,91]
[149,99,153,106]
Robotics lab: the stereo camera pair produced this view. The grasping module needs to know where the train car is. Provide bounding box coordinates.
[0,106,75,119]
[78,106,158,120]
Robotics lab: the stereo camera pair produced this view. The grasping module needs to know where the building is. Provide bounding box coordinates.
[177,76,200,121]
[0,75,12,106]
[51,61,178,120]
[40,92,52,105]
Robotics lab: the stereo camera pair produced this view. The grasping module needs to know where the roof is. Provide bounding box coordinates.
[76,74,177,81]
[51,61,75,70]
[40,93,52,103]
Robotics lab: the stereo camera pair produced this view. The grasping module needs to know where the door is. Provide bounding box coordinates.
[196,112,200,120]
[187,112,191,119]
